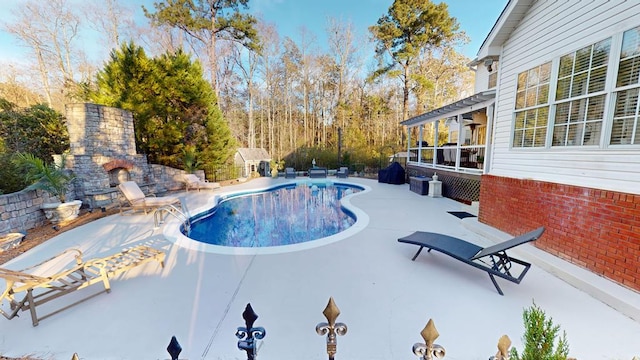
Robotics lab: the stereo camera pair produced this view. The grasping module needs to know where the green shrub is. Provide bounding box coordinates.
[510,302,570,360]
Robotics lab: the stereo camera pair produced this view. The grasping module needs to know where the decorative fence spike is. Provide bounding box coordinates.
[315,297,348,360]
[236,303,266,360]
[412,318,446,360]
[167,336,182,360]
[71,353,79,360]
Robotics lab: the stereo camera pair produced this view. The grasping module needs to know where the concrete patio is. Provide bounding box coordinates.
[1,177,639,359]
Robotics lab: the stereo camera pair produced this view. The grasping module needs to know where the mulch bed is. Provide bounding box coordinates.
[0,207,120,266]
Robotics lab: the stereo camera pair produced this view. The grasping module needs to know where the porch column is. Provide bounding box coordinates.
[456,114,463,170]
[407,126,412,162]
[418,125,423,164]
[433,120,439,166]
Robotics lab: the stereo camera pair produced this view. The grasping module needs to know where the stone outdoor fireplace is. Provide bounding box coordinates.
[63,103,154,208]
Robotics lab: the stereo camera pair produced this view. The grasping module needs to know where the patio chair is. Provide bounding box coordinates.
[336,167,349,178]
[183,173,221,192]
[285,167,296,179]
[397,227,545,295]
[118,181,181,214]
[0,245,165,326]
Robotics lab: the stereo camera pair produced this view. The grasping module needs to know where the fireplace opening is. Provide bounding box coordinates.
[109,168,131,187]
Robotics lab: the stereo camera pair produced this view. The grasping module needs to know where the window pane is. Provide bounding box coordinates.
[584,122,601,145]
[571,72,588,97]
[616,57,640,87]
[528,67,539,86]
[513,129,524,146]
[553,126,567,146]
[574,47,591,72]
[610,119,627,144]
[567,123,581,145]
[611,88,640,145]
[592,39,611,67]
[621,27,640,59]
[523,128,534,147]
[556,78,571,100]
[559,55,574,77]
[540,62,551,82]
[589,66,607,93]
[614,89,638,117]
[586,95,605,121]
[515,111,525,128]
[555,103,570,124]
[525,88,537,107]
[538,84,549,105]
[537,107,549,127]
[516,90,526,109]
[517,72,527,90]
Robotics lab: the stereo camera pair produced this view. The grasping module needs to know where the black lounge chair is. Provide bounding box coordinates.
[397,227,545,295]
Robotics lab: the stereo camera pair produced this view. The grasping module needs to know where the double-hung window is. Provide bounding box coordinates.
[552,39,610,146]
[611,27,640,145]
[513,62,551,147]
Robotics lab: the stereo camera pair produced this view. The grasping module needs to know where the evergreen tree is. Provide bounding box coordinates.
[92,43,235,168]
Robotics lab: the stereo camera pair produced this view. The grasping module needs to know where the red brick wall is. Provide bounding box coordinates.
[479,175,640,292]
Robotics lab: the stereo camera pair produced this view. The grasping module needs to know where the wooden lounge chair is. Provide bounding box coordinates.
[183,174,221,192]
[284,167,296,179]
[0,245,165,326]
[118,181,181,214]
[398,227,545,295]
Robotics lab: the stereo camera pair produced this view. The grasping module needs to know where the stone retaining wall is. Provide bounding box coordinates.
[0,165,189,235]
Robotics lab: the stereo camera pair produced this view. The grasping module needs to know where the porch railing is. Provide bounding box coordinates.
[408,144,486,174]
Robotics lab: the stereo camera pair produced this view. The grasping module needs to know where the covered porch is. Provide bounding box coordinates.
[402,90,495,174]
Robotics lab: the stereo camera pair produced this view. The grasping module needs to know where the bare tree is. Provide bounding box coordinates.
[3,0,83,107]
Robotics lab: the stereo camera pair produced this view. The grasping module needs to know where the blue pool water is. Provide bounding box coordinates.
[186,183,362,247]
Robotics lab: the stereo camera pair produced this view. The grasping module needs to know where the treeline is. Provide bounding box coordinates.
[0,0,474,174]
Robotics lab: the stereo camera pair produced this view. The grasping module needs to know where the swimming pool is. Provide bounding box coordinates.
[165,180,371,255]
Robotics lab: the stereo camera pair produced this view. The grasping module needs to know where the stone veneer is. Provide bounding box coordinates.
[64,103,153,194]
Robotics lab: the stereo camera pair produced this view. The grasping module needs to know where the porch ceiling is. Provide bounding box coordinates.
[401,90,496,127]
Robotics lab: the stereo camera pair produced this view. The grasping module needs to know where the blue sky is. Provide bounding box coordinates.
[0,0,508,66]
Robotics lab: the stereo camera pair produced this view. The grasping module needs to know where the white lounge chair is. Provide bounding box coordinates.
[118,181,181,214]
[183,174,221,192]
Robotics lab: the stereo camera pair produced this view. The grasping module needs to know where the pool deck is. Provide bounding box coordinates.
[1,177,639,359]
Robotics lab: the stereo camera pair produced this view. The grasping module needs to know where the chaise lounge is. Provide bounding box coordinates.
[183,173,221,192]
[397,227,545,295]
[0,245,165,326]
[118,181,181,214]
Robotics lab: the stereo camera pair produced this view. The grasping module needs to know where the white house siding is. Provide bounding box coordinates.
[474,65,491,93]
[490,0,640,195]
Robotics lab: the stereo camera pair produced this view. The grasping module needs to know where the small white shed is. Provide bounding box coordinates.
[234,148,271,177]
